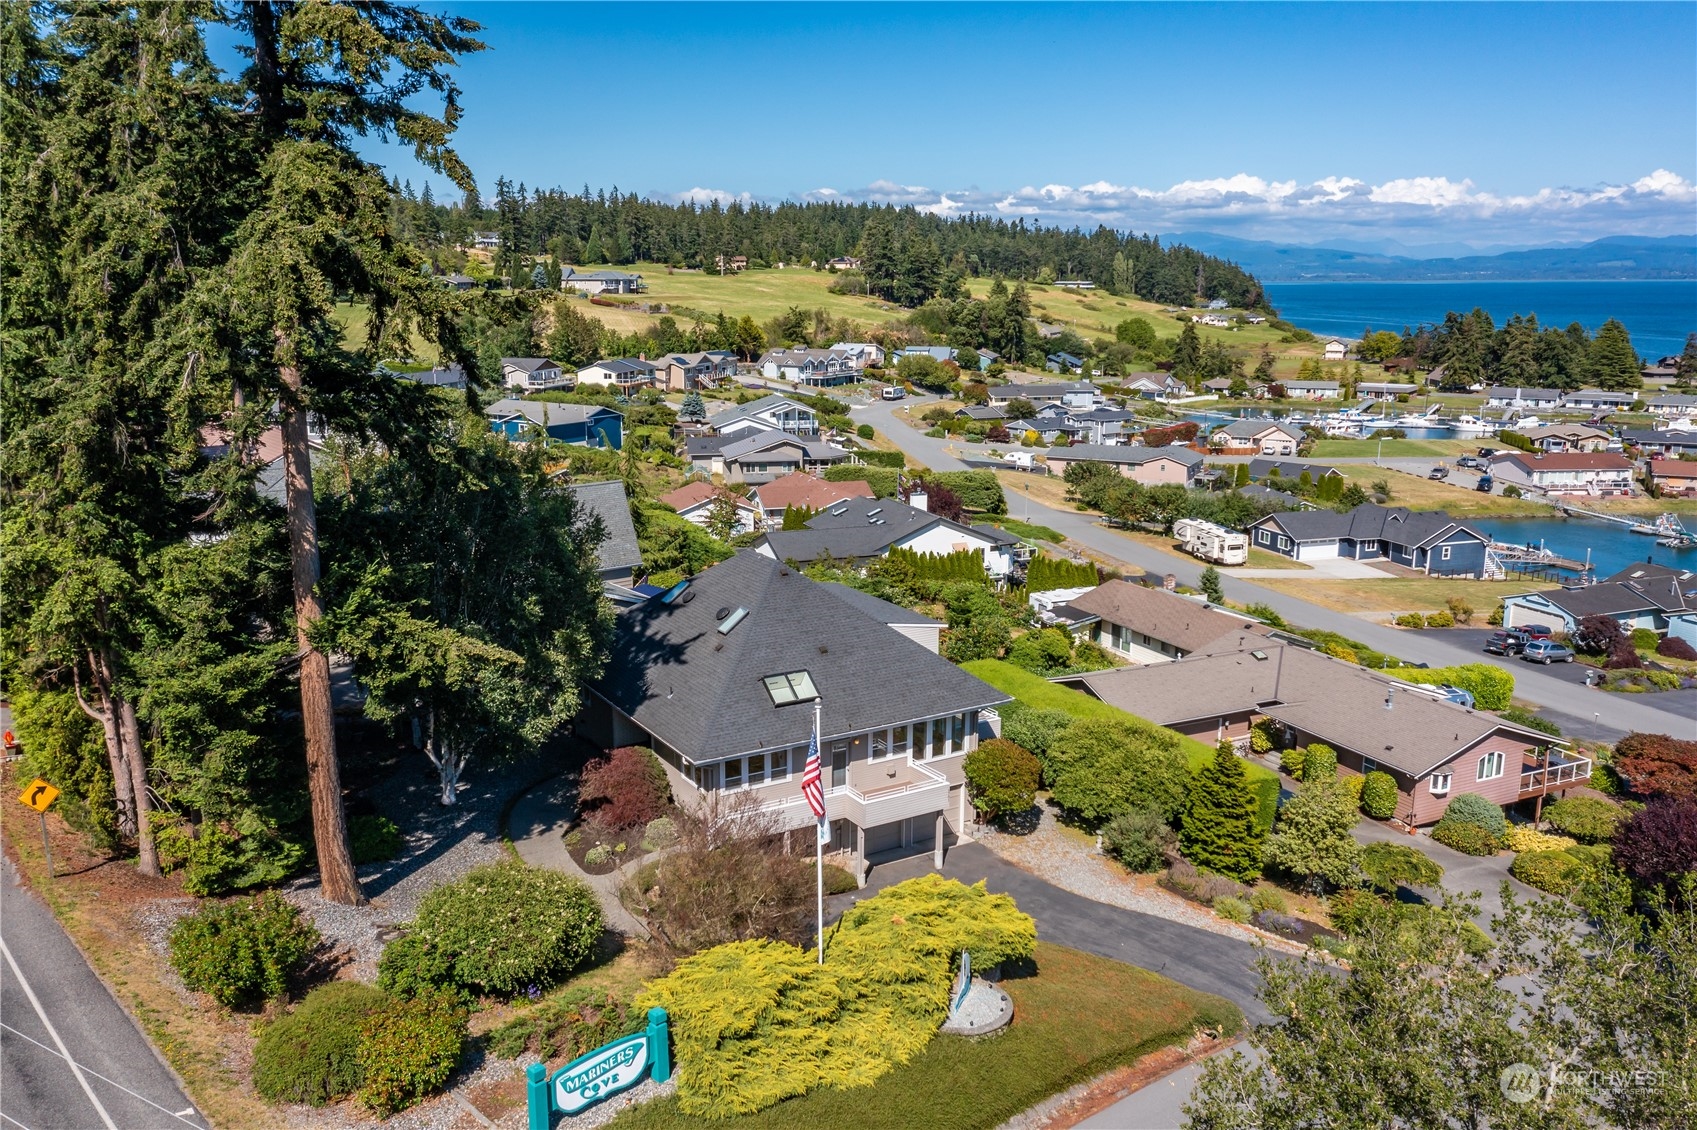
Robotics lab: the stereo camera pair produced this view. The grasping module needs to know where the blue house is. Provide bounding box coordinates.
[1246,504,1489,576]
[1045,352,1085,374]
[485,398,623,450]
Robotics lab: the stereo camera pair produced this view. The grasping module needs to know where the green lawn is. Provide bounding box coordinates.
[963,659,1280,829]
[987,517,1066,544]
[1311,437,1476,459]
[607,942,1240,1130]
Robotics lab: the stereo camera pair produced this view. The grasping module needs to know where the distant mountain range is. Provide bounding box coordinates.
[1168,233,1696,282]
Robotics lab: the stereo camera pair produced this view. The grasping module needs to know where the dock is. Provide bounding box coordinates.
[1487,541,1592,584]
[1554,502,1655,533]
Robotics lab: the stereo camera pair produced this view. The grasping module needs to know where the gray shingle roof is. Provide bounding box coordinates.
[502,357,559,373]
[719,429,848,463]
[1215,419,1304,442]
[1045,443,1205,468]
[1066,581,1268,654]
[1249,458,1340,480]
[486,399,619,427]
[760,497,996,563]
[1255,503,1483,550]
[589,552,1006,760]
[561,480,642,574]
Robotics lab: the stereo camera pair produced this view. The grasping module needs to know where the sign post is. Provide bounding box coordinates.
[526,1007,672,1128]
[17,778,59,878]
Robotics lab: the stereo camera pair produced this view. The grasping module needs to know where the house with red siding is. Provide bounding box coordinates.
[1060,633,1587,825]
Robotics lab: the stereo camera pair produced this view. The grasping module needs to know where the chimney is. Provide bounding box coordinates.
[909,489,929,514]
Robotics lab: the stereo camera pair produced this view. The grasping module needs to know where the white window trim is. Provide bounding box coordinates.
[1441,545,1454,561]
[1476,750,1505,782]
[1430,772,1453,795]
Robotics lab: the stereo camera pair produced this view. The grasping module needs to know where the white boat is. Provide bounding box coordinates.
[1388,405,1445,428]
[1447,415,1494,436]
[1323,418,1364,437]
[1505,413,1543,430]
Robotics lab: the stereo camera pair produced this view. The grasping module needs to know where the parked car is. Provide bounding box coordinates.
[1428,465,1449,480]
[1484,629,1529,655]
[1478,447,1498,457]
[1416,683,1477,708]
[1520,640,1575,664]
[1457,455,1482,470]
[1476,475,1494,493]
[1519,624,1555,640]
[880,385,906,401]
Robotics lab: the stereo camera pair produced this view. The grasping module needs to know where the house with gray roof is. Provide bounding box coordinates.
[1621,427,1697,456]
[707,393,821,439]
[577,551,1010,869]
[700,428,852,485]
[1502,562,1697,646]
[1562,389,1638,412]
[1042,443,1204,486]
[1210,419,1304,456]
[654,351,738,392]
[1064,580,1268,664]
[485,399,623,449]
[561,480,643,583]
[1647,393,1697,417]
[1060,632,1587,825]
[576,357,658,394]
[502,357,572,393]
[1279,379,1340,400]
[757,347,861,387]
[560,268,645,296]
[820,583,943,654]
[756,496,1016,578]
[1248,458,1341,483]
[986,381,1101,411]
[1246,503,1489,575]
[1068,408,1139,445]
[955,404,1008,422]
[393,363,467,390]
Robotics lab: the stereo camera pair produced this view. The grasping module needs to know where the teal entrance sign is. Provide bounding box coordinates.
[527,1007,671,1128]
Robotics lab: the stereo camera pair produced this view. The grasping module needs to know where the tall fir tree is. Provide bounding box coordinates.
[1179,741,1265,882]
[1588,318,1643,391]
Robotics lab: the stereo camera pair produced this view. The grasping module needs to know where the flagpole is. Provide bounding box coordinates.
[814,698,825,965]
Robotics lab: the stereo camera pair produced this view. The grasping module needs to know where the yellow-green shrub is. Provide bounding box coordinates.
[636,876,1035,1118]
[1509,850,1586,896]
[1505,826,1578,853]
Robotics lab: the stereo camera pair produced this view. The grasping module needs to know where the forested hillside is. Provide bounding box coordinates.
[388,181,1269,310]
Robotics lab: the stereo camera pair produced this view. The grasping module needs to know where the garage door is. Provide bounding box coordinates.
[1298,540,1339,560]
[864,821,904,855]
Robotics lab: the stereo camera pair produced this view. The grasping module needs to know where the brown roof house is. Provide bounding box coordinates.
[1060,633,1589,825]
[749,472,875,524]
[658,481,761,536]
[1487,451,1637,496]
[1064,580,1268,664]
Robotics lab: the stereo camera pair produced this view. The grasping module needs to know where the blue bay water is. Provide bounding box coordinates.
[1474,516,1695,580]
[1263,280,1697,361]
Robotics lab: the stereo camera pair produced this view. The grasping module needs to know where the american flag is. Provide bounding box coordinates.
[801,730,824,818]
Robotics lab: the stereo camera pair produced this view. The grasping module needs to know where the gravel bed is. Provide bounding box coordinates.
[975,804,1303,952]
[283,758,547,982]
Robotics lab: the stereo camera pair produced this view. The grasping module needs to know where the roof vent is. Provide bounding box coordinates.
[717,607,749,635]
[830,506,848,516]
[867,507,882,517]
[715,606,732,621]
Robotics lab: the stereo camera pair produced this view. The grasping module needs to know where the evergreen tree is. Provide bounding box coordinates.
[1199,566,1224,604]
[1179,742,1265,882]
[1588,318,1643,390]
[1263,776,1363,891]
[1677,333,1697,389]
[679,391,707,421]
[1234,462,1251,488]
[1173,323,1202,378]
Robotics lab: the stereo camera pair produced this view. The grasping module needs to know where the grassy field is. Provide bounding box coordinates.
[582,262,905,327]
[986,516,1066,543]
[1249,575,1559,617]
[607,941,1239,1130]
[1331,466,1551,518]
[1310,437,1477,459]
[332,301,439,362]
[963,659,1280,830]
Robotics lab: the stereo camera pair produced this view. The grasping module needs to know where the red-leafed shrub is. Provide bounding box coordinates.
[1656,636,1697,661]
[1612,732,1697,801]
[1572,613,1625,656]
[1141,422,1200,447]
[579,746,671,830]
[1604,637,1644,670]
[1612,797,1697,899]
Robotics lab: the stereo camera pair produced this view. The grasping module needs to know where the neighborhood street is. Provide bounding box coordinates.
[0,858,202,1130]
[851,394,1691,743]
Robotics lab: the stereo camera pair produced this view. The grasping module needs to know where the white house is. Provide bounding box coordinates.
[1356,382,1417,401]
[1647,394,1697,418]
[1323,339,1348,361]
[501,357,572,392]
[986,381,1101,411]
[560,269,645,296]
[1280,380,1341,400]
[1485,387,1563,409]
[757,495,1018,579]
[576,357,658,394]
[1486,451,1637,496]
[756,347,861,387]
[707,394,822,438]
[1562,389,1638,412]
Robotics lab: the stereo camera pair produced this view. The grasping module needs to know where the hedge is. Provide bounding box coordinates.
[1441,792,1509,839]
[1542,797,1625,844]
[253,982,388,1106]
[635,876,1035,1117]
[1360,771,1398,819]
[1406,664,1514,710]
[962,659,1279,830]
[1509,850,1587,896]
[928,470,1006,514]
[1431,819,1502,856]
[823,465,897,497]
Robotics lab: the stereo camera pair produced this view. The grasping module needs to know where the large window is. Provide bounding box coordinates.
[891,724,911,758]
[1429,772,1452,795]
[718,749,791,792]
[950,713,968,755]
[1476,750,1505,781]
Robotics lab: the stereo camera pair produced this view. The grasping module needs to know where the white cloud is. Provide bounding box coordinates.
[671,186,754,206]
[762,170,1696,243]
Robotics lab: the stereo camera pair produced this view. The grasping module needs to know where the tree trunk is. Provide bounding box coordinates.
[279,343,364,905]
[423,711,462,807]
[116,696,159,877]
[74,665,136,840]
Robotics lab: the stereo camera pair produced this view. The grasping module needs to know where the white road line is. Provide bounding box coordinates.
[0,938,119,1130]
[0,1024,201,1128]
[0,1108,37,1130]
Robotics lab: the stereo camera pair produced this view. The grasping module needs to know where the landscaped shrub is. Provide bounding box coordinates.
[168,892,320,1009]
[1263,777,1363,890]
[1612,796,1697,896]
[1360,771,1399,819]
[1657,636,1697,661]
[641,816,678,850]
[357,992,469,1115]
[578,746,671,830]
[1612,732,1697,800]
[1101,805,1176,873]
[151,818,305,897]
[1178,742,1265,882]
[1279,746,1307,779]
[1499,706,1562,737]
[1439,792,1509,839]
[403,862,603,996]
[1302,743,1337,782]
[376,932,463,1002]
[252,982,388,1106]
[1395,613,1426,629]
[1506,825,1578,853]
[856,423,874,439]
[1542,797,1624,844]
[820,863,859,895]
[1359,841,1444,892]
[1509,850,1587,896]
[962,738,1041,823]
[1213,896,1251,923]
[1249,887,1288,914]
[1045,717,1191,824]
[349,814,404,864]
[636,876,1036,1117]
[1249,719,1275,753]
[995,703,1074,772]
[487,988,637,1060]
[1327,889,1380,936]
[585,844,612,867]
[1432,819,1502,856]
[1340,774,1365,806]
[1424,610,1455,628]
[1630,628,1660,651]
[1412,664,1515,710]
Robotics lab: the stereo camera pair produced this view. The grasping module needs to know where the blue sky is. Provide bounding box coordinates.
[359,2,1696,248]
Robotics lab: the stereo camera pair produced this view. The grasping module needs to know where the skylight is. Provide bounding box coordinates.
[717,607,749,634]
[659,579,691,605]
[763,671,819,705]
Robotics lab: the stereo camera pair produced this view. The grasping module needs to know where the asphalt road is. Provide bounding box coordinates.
[0,858,202,1130]
[853,396,1692,742]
